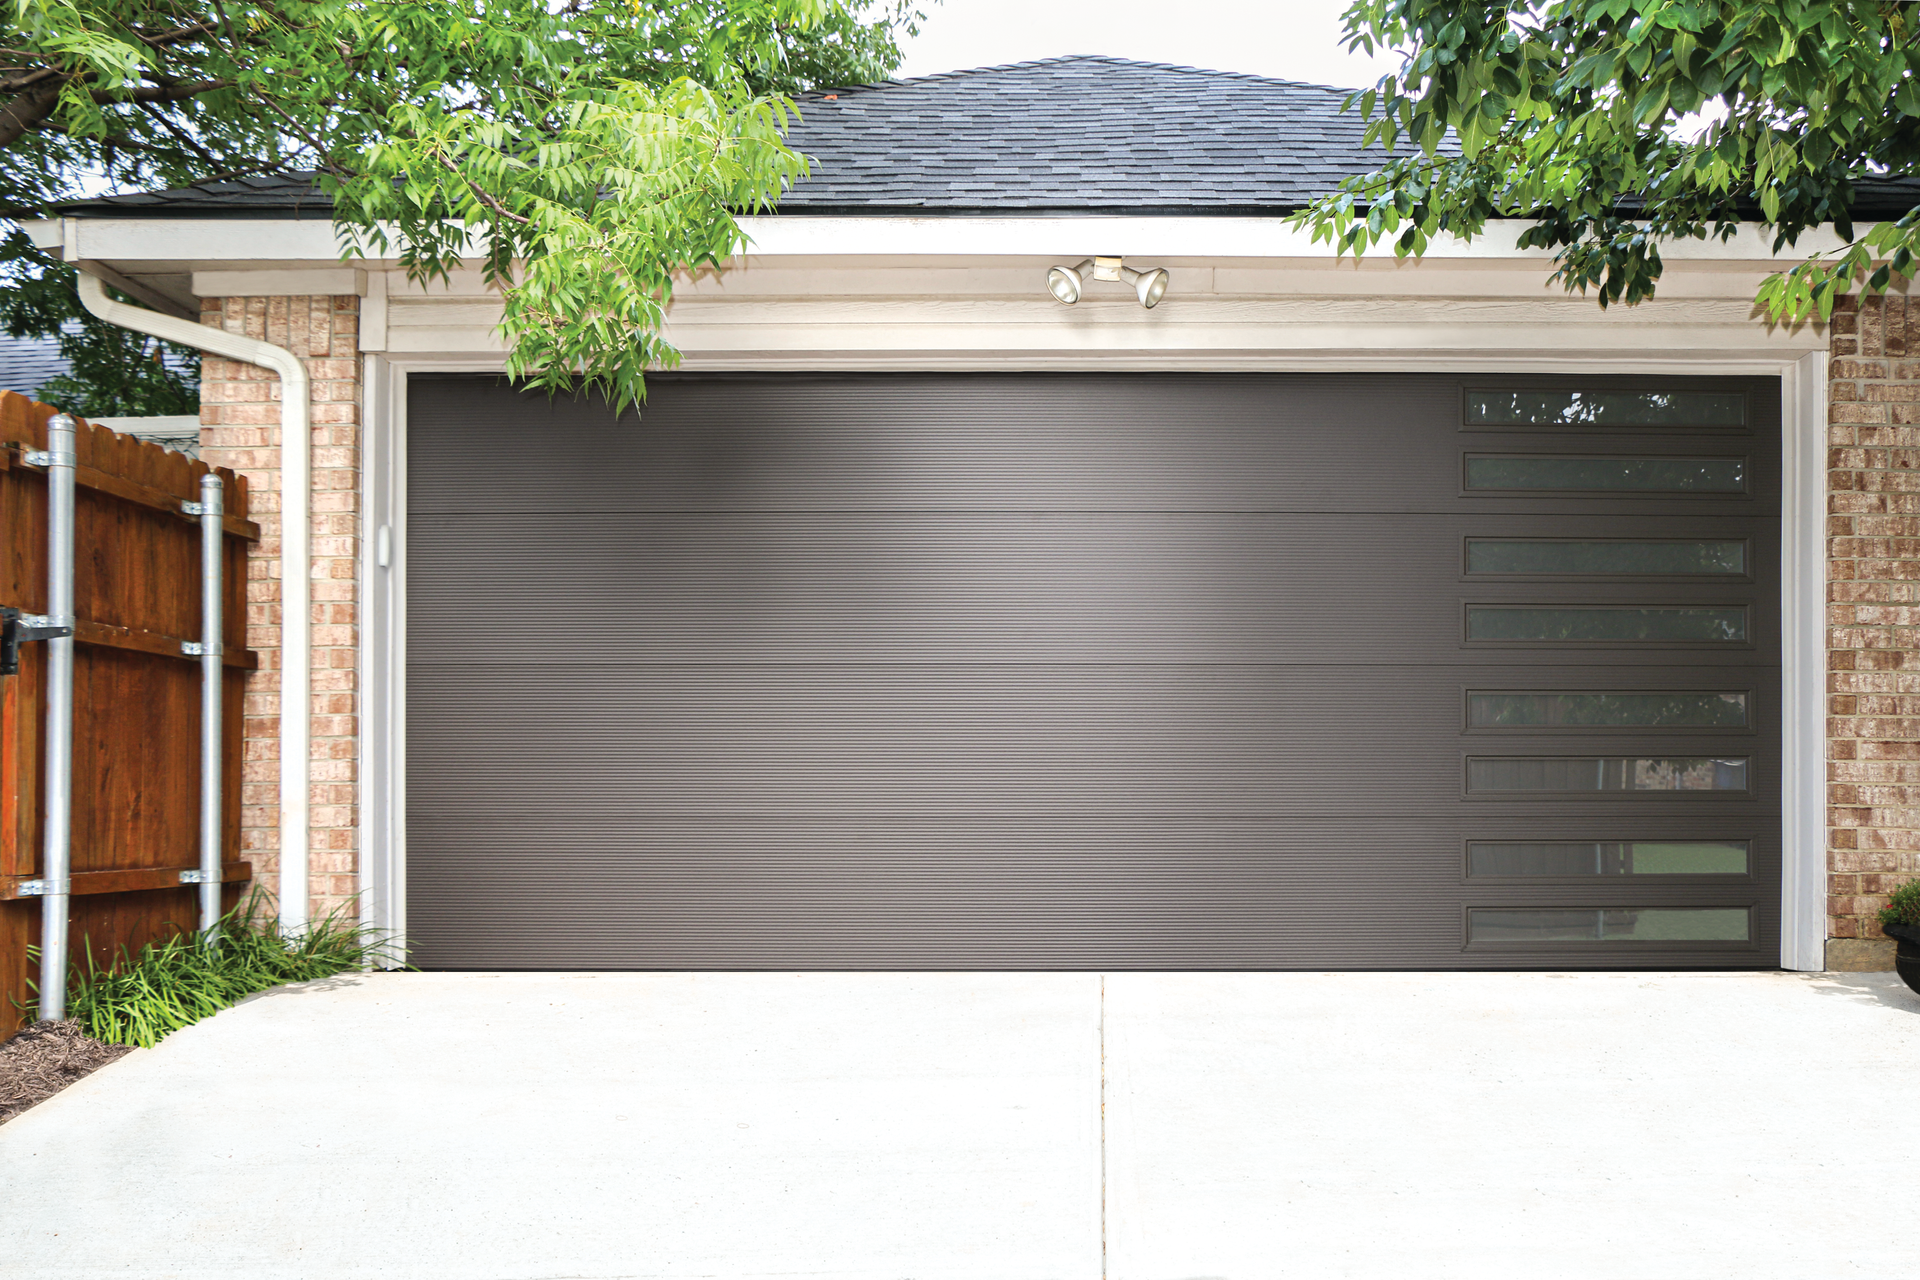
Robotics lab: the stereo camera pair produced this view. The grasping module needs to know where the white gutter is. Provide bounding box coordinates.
[76,271,311,934]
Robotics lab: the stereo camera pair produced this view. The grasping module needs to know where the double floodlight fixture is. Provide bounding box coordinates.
[1047,256,1170,309]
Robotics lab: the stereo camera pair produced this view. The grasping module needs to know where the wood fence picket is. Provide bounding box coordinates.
[0,391,253,1028]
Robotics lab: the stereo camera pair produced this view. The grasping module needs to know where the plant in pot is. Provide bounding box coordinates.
[1879,879,1920,996]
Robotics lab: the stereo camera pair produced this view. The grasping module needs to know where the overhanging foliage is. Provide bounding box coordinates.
[1297,1,1920,323]
[2,2,922,412]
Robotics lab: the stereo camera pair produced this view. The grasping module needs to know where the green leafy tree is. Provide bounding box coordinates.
[1,1,923,413]
[1297,1,1920,323]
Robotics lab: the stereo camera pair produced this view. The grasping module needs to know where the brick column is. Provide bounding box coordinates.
[197,296,361,925]
[1826,294,1920,970]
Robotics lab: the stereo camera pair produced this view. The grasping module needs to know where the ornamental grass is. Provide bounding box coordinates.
[29,898,403,1048]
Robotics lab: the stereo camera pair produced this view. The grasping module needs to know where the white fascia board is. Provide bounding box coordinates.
[45,212,1853,271]
[69,216,353,263]
[193,268,368,297]
[90,414,201,432]
[19,217,63,250]
[732,215,1852,262]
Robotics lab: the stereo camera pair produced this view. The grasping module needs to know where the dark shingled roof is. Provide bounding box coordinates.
[0,335,72,398]
[0,332,196,402]
[49,57,1395,219]
[58,170,336,219]
[47,54,1920,221]
[778,55,1377,213]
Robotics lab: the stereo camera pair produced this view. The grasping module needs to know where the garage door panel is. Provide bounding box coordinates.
[408,373,1778,518]
[409,512,1778,664]
[404,817,1775,969]
[407,372,1783,969]
[409,664,1777,817]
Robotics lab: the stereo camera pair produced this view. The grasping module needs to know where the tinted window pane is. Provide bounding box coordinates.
[1465,390,1746,427]
[1465,456,1747,492]
[1468,841,1750,876]
[1468,692,1749,728]
[1466,539,1747,576]
[1466,757,1749,792]
[1467,606,1747,643]
[1469,907,1751,942]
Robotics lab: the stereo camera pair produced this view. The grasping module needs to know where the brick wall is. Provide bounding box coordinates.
[197,296,361,924]
[1826,294,1920,970]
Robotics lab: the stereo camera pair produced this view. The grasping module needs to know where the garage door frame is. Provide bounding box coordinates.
[356,349,1829,971]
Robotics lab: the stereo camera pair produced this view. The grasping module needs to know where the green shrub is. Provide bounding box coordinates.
[29,898,404,1048]
[1879,878,1920,930]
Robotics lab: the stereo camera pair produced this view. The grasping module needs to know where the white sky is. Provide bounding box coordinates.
[891,0,1402,89]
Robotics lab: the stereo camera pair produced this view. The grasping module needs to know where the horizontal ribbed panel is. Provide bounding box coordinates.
[406,818,1777,969]
[406,373,1782,970]
[407,372,1782,517]
[409,664,1778,817]
[409,512,1781,665]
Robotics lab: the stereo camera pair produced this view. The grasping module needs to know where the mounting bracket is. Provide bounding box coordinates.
[1,606,74,677]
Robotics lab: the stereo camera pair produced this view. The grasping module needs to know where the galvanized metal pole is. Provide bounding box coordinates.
[38,413,76,1020]
[196,474,224,934]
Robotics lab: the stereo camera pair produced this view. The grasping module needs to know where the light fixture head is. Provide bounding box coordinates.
[1047,259,1092,305]
[1046,257,1170,308]
[1120,264,1170,309]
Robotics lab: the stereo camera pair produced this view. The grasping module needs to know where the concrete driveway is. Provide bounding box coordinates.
[1,970,1913,1279]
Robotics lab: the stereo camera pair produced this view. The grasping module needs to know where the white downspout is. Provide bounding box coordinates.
[76,271,311,935]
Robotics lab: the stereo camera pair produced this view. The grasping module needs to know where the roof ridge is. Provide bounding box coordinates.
[799,53,1360,99]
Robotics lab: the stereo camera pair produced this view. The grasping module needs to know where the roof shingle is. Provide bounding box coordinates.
[780,56,1376,213]
[0,336,70,398]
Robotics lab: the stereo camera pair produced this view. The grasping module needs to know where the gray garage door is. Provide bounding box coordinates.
[407,372,1781,969]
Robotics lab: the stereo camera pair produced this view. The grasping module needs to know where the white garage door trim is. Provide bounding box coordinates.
[358,348,1826,971]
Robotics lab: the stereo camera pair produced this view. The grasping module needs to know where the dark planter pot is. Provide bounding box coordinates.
[1885,922,1920,996]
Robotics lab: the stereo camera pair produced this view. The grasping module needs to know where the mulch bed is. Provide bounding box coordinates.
[0,1020,131,1124]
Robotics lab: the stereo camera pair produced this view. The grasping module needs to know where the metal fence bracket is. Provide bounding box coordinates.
[1,607,75,677]
[177,869,214,885]
[180,641,224,657]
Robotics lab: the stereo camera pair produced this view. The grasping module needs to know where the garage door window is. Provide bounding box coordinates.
[1468,841,1751,876]
[1468,907,1752,943]
[1464,539,1748,576]
[1466,605,1747,643]
[1466,756,1749,793]
[1467,691,1749,729]
[1464,389,1747,429]
[1464,456,1748,493]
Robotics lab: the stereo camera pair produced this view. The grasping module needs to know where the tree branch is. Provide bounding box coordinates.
[0,66,61,95]
[0,79,62,149]
[435,149,533,225]
[90,79,226,105]
[133,96,227,168]
[129,21,221,50]
[250,91,337,159]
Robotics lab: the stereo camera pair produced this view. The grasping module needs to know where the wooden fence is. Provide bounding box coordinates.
[0,391,255,1030]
